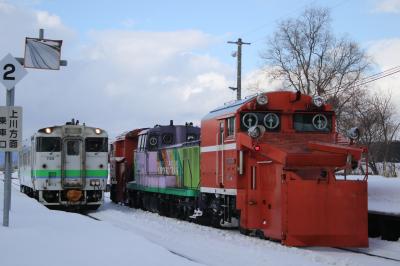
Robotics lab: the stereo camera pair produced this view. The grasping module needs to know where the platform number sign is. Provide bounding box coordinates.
[0,53,27,90]
[0,106,22,151]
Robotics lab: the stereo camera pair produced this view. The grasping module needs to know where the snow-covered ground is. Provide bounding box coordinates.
[0,179,199,266]
[1,174,400,266]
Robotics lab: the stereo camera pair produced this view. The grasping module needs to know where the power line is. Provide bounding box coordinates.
[356,67,400,87]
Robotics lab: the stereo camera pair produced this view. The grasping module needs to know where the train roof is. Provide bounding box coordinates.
[202,95,256,120]
[34,123,108,138]
[115,128,147,141]
[202,91,332,121]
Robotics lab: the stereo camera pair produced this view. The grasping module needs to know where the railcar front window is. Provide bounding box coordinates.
[86,137,108,152]
[293,113,332,132]
[36,137,61,152]
[67,140,80,155]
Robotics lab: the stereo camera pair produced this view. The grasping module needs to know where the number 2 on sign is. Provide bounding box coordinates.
[3,64,15,80]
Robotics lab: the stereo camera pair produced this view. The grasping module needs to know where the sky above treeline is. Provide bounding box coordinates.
[0,0,399,139]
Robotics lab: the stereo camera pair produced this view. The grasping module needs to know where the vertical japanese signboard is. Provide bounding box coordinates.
[0,106,22,151]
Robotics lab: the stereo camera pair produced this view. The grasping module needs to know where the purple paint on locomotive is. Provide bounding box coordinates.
[134,122,200,189]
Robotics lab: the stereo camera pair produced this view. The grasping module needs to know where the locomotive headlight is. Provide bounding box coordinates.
[347,127,360,140]
[45,127,52,134]
[312,95,324,107]
[248,125,266,139]
[95,128,101,134]
[256,94,268,105]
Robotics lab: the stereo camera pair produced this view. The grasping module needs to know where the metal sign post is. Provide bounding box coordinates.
[3,89,15,226]
[0,54,25,227]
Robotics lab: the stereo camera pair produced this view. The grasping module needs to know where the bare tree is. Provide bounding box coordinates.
[341,90,400,175]
[262,7,371,111]
[372,92,400,176]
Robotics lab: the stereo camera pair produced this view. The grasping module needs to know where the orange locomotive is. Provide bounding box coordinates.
[111,90,368,247]
[199,91,367,247]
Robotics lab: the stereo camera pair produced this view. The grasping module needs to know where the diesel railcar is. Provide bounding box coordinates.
[19,119,108,210]
[110,91,368,247]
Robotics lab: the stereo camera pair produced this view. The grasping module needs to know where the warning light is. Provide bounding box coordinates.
[254,145,261,151]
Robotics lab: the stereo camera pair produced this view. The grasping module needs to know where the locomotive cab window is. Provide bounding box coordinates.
[36,137,61,152]
[138,133,148,151]
[148,134,159,150]
[293,113,332,132]
[227,117,235,137]
[85,137,108,152]
[162,133,173,145]
[240,112,281,132]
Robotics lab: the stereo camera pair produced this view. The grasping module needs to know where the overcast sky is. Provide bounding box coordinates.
[0,0,399,139]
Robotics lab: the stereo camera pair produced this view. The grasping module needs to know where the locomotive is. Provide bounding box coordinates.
[110,91,368,247]
[19,119,108,210]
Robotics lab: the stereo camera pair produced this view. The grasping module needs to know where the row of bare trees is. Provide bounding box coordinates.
[261,7,400,175]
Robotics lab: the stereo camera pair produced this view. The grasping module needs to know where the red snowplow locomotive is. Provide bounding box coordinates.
[110,91,368,247]
[200,91,368,247]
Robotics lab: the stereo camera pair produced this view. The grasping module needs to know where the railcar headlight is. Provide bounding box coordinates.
[95,128,101,134]
[312,95,324,107]
[90,179,101,186]
[256,94,268,105]
[45,127,52,134]
[347,127,360,140]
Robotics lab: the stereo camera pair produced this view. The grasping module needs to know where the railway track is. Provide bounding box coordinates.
[336,247,400,263]
[83,212,203,264]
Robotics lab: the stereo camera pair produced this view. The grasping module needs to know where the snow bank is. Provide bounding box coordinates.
[337,175,400,215]
[0,181,198,266]
[367,175,400,215]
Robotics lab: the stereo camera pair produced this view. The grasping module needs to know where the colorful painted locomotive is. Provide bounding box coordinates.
[19,119,108,210]
[110,91,368,247]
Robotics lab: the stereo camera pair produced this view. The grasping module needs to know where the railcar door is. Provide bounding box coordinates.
[217,121,224,186]
[62,139,84,188]
[246,164,260,229]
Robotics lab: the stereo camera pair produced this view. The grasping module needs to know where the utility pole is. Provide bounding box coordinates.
[228,38,250,101]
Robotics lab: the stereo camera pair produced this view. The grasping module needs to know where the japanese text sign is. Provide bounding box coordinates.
[0,106,22,151]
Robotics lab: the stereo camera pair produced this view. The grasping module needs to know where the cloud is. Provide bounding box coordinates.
[242,68,285,95]
[0,2,235,139]
[373,0,400,13]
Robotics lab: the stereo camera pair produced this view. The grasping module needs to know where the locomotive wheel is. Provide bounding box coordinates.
[239,226,251,236]
[381,220,398,241]
[255,230,266,239]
